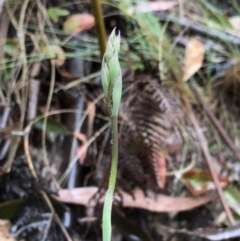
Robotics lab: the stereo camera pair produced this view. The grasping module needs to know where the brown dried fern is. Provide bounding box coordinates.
[120,74,183,189]
[83,73,183,190]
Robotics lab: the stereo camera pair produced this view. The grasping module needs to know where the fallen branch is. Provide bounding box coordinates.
[189,83,240,160]
[182,92,235,225]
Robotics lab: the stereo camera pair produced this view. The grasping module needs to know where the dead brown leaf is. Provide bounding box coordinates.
[86,102,96,139]
[136,1,178,13]
[40,45,65,67]
[183,169,229,196]
[121,189,214,212]
[63,14,95,35]
[56,67,79,82]
[72,131,88,165]
[156,154,166,189]
[183,38,205,82]
[56,187,214,212]
[0,220,17,241]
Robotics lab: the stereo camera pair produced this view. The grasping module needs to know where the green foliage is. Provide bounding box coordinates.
[0,199,25,219]
[4,40,19,56]
[224,186,240,216]
[207,13,232,29]
[47,7,70,23]
[34,116,69,135]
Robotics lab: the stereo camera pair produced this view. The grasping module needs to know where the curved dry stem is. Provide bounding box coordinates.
[41,60,57,186]
[58,121,111,185]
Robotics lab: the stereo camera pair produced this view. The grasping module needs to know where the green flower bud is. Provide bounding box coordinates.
[112,73,122,116]
[104,29,120,63]
[101,60,109,97]
[101,28,122,117]
[109,51,120,87]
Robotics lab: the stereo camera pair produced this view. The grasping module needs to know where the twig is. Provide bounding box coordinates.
[18,0,30,125]
[42,214,53,241]
[182,93,235,225]
[41,192,73,241]
[58,121,111,185]
[23,126,73,241]
[189,83,240,160]
[2,134,20,172]
[90,0,106,58]
[24,125,38,179]
[41,60,57,186]
[165,154,196,176]
[23,108,92,181]
[58,94,105,185]
[28,63,41,121]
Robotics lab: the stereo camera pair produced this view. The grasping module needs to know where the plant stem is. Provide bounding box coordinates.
[109,116,118,189]
[102,116,118,241]
[90,0,106,58]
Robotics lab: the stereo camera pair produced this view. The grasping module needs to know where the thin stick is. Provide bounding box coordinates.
[183,95,235,225]
[90,0,106,58]
[189,83,240,160]
[41,192,73,241]
[41,60,58,188]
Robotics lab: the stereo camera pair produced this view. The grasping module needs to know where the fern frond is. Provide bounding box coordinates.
[121,74,183,189]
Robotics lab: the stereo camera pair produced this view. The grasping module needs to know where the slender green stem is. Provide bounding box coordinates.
[109,116,118,189]
[90,0,107,58]
[102,116,118,241]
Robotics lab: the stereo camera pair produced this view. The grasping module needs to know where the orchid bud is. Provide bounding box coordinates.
[101,28,122,116]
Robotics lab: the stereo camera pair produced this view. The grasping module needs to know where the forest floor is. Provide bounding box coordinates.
[1,0,240,241]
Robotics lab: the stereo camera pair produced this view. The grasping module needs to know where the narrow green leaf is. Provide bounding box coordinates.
[102,188,113,241]
[109,51,121,87]
[0,199,25,219]
[4,40,19,56]
[207,13,232,30]
[104,42,114,64]
[101,60,109,96]
[34,117,69,135]
[47,7,70,23]
[224,186,240,216]
[114,32,121,53]
[112,74,122,116]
